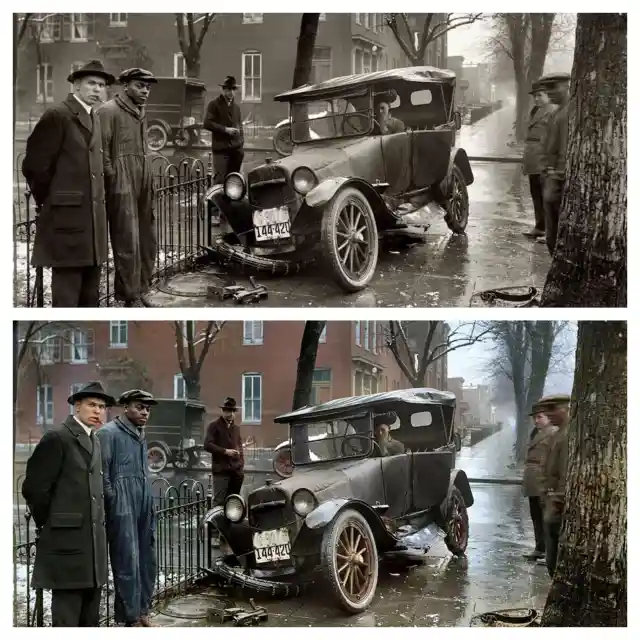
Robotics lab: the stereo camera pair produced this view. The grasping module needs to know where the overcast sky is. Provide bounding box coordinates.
[446,19,495,64]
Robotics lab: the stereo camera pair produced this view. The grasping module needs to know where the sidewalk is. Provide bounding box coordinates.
[458,104,521,159]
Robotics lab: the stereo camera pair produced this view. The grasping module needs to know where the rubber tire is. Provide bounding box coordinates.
[173,450,190,469]
[273,447,293,478]
[320,187,379,293]
[273,125,294,157]
[444,486,469,556]
[320,508,379,614]
[147,123,169,152]
[147,445,168,474]
[444,165,469,234]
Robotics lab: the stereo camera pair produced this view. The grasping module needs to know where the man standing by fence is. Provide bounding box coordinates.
[203,76,245,184]
[97,389,157,627]
[98,68,157,307]
[22,61,114,307]
[21,381,115,626]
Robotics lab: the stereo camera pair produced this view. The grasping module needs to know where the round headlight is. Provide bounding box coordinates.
[292,489,317,517]
[292,167,318,195]
[224,172,245,200]
[224,494,246,522]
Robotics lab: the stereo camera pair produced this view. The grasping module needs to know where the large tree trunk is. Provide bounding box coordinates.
[291,14,320,142]
[291,321,326,410]
[540,321,626,626]
[540,14,627,307]
[184,375,201,400]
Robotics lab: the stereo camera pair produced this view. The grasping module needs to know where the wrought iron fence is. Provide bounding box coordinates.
[13,474,213,627]
[13,153,213,307]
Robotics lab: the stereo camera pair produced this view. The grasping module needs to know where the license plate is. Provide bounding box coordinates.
[253,527,291,564]
[253,208,291,242]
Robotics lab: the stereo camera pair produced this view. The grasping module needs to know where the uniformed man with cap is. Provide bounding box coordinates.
[538,392,571,576]
[538,72,571,255]
[22,381,115,626]
[96,389,157,626]
[97,68,158,307]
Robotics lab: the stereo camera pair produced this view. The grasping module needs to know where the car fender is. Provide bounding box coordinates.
[441,469,474,519]
[147,439,172,458]
[448,147,474,186]
[148,118,172,134]
[304,177,388,219]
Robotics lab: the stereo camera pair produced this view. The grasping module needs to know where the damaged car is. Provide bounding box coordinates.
[203,66,473,292]
[202,388,473,613]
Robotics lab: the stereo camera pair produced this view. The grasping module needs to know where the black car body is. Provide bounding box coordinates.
[203,388,474,613]
[204,67,474,292]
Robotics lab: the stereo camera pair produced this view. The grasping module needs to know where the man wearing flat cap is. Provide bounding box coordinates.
[522,80,555,241]
[203,76,245,184]
[204,398,245,513]
[97,68,158,307]
[22,381,115,625]
[538,72,571,255]
[538,393,571,576]
[96,389,157,626]
[22,61,114,307]
[522,401,558,561]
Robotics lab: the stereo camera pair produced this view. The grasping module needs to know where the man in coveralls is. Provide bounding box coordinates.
[96,389,157,626]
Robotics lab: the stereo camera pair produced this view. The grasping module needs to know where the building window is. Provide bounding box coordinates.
[311,47,332,84]
[36,64,54,104]
[67,330,89,364]
[36,385,53,424]
[243,13,263,24]
[372,14,379,33]
[68,383,84,413]
[363,50,372,74]
[110,321,128,348]
[372,322,378,354]
[70,13,90,42]
[319,324,327,343]
[174,374,186,399]
[37,14,60,42]
[354,371,363,395]
[243,321,264,345]
[242,373,262,423]
[110,13,128,27]
[354,321,361,346]
[242,51,262,102]
[38,335,60,365]
[174,52,186,78]
[363,321,370,351]
[68,61,83,90]
[310,368,331,405]
[363,14,370,29]
[355,14,362,25]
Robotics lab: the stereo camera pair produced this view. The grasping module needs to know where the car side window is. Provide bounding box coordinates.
[410,411,433,427]
[411,90,433,106]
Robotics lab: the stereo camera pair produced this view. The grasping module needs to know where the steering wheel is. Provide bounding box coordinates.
[341,435,383,457]
[342,113,371,135]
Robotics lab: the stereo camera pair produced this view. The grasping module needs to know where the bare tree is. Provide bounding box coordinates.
[174,13,216,77]
[541,321,626,626]
[173,321,225,399]
[385,13,484,66]
[386,321,491,388]
[540,14,626,307]
[292,321,327,410]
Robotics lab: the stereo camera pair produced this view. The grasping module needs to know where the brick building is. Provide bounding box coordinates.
[15,321,452,447]
[15,13,448,125]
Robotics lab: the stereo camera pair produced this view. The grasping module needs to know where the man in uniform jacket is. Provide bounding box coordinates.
[96,389,157,627]
[203,76,245,184]
[540,393,571,576]
[97,68,158,307]
[522,80,556,240]
[22,61,114,307]
[522,402,558,561]
[539,72,571,255]
[21,381,115,626]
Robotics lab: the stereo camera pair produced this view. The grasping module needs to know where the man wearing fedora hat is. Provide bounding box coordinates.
[96,389,158,626]
[22,61,115,307]
[22,381,115,625]
[522,79,556,241]
[203,76,245,184]
[97,68,158,307]
[204,397,245,511]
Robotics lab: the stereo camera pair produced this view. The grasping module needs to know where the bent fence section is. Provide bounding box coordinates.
[13,474,213,627]
[13,154,213,307]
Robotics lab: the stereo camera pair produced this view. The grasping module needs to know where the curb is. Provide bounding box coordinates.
[468,477,523,485]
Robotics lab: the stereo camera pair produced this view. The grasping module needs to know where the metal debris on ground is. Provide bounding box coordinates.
[208,275,268,304]
[470,608,539,627]
[207,598,268,626]
[470,286,540,308]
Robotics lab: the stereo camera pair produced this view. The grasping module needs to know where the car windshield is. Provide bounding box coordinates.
[290,92,373,144]
[290,415,372,464]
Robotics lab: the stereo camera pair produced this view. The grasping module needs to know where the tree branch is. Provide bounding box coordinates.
[173,321,187,375]
[196,13,216,50]
[385,15,419,63]
[175,13,188,57]
[194,321,225,376]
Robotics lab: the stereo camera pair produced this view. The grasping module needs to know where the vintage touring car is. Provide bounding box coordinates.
[204,67,473,292]
[203,388,473,613]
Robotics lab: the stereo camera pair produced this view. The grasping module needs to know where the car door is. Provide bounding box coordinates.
[380,132,413,196]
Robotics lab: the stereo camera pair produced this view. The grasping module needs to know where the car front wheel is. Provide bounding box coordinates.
[321,187,379,292]
[444,486,469,556]
[444,165,469,234]
[320,508,379,613]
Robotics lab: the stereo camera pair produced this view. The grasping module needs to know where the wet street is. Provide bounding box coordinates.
[147,105,551,308]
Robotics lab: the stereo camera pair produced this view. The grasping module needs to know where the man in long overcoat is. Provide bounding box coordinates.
[97,68,157,307]
[522,402,558,561]
[203,76,245,184]
[96,389,157,626]
[21,381,115,626]
[22,60,114,307]
[522,80,556,241]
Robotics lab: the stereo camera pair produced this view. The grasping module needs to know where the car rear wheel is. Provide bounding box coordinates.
[444,165,469,234]
[147,445,169,474]
[321,188,379,292]
[444,487,469,556]
[320,509,379,613]
[173,450,190,470]
[147,123,169,152]
[273,447,294,478]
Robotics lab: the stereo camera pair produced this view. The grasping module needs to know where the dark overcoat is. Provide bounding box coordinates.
[21,416,108,590]
[203,95,244,152]
[22,95,109,268]
[522,103,556,175]
[522,424,558,497]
